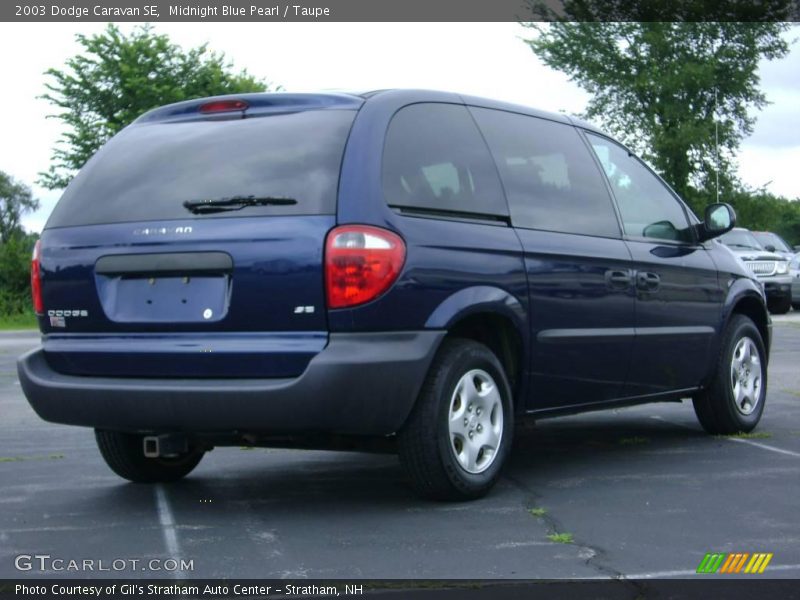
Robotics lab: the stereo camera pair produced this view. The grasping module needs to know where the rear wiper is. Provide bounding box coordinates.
[183,195,297,214]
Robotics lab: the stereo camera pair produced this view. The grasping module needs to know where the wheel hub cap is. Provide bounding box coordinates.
[729,336,762,416]
[447,369,504,474]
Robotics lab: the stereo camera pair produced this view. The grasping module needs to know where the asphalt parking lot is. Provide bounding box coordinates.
[1,317,799,581]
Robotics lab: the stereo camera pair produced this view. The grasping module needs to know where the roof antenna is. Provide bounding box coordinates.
[714,88,720,203]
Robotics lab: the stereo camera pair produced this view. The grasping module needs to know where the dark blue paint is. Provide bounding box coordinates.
[37,89,770,413]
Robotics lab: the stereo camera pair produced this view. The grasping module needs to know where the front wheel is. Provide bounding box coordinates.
[768,296,791,315]
[95,430,204,483]
[398,338,514,501]
[692,315,767,434]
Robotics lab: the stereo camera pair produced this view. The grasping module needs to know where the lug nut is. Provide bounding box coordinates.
[477,424,483,433]
[464,418,469,426]
[468,404,473,412]
[468,431,474,439]
[476,408,482,416]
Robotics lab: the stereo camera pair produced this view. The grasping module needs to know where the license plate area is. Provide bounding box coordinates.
[110,275,229,323]
[94,252,232,323]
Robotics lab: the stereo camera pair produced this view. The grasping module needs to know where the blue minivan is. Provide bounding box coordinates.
[18,90,771,499]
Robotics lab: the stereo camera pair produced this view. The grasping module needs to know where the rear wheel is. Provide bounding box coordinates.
[398,339,513,501]
[95,430,204,483]
[692,315,767,434]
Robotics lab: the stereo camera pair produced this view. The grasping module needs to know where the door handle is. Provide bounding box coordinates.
[636,271,660,291]
[605,269,634,290]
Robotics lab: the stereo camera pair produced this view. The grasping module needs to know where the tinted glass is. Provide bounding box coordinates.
[587,134,692,243]
[472,108,620,237]
[382,103,508,217]
[47,110,356,228]
[720,230,765,251]
[752,232,791,253]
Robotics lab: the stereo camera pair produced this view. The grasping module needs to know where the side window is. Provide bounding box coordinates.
[470,107,620,238]
[382,103,508,217]
[586,133,692,243]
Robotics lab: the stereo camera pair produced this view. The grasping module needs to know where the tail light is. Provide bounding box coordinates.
[31,240,43,314]
[325,225,406,309]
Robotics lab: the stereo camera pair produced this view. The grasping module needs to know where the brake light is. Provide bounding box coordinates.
[199,99,248,114]
[31,240,43,314]
[325,225,406,309]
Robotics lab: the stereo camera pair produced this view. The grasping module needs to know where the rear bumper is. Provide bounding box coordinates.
[17,331,445,436]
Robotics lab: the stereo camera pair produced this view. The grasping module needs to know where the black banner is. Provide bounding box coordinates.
[2,0,799,22]
[2,580,800,600]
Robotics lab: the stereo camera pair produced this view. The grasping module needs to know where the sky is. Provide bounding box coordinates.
[0,22,798,233]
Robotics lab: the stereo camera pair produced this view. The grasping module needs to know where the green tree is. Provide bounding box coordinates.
[0,171,39,244]
[39,24,271,189]
[0,171,39,315]
[524,14,790,214]
[0,231,38,315]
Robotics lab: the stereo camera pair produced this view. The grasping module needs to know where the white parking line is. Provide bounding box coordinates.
[651,416,800,459]
[154,485,182,577]
[727,438,800,458]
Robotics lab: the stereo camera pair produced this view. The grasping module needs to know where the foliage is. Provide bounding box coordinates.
[0,171,40,315]
[725,188,800,245]
[0,230,38,315]
[523,16,790,216]
[0,171,39,244]
[39,24,270,189]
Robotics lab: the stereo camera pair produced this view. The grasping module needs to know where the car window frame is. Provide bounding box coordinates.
[380,101,512,225]
[580,130,701,247]
[468,106,624,240]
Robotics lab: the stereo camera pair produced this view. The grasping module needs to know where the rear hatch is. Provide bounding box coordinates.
[38,94,361,378]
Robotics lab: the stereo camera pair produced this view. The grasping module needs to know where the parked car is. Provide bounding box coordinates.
[719,228,793,314]
[791,255,800,310]
[751,231,797,261]
[18,90,772,500]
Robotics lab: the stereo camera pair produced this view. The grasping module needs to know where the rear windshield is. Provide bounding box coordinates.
[46,109,356,228]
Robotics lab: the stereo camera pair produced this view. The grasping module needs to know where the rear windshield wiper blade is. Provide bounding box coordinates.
[183,195,297,214]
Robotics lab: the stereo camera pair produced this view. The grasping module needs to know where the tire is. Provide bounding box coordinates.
[398,338,514,501]
[95,430,204,483]
[767,296,791,315]
[692,315,767,435]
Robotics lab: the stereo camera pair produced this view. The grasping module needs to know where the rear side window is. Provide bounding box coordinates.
[471,108,620,238]
[382,103,508,218]
[46,109,356,228]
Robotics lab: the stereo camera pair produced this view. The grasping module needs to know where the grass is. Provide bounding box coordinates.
[0,312,37,331]
[618,436,650,445]
[720,431,773,440]
[547,533,574,544]
[528,507,547,517]
[0,454,64,463]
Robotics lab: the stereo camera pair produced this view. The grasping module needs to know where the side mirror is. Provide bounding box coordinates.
[699,203,736,242]
[764,244,776,253]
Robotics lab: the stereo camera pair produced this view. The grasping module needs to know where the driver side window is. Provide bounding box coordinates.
[587,134,692,243]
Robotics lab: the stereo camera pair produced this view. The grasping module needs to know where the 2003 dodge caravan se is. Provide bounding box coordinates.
[18,90,771,500]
